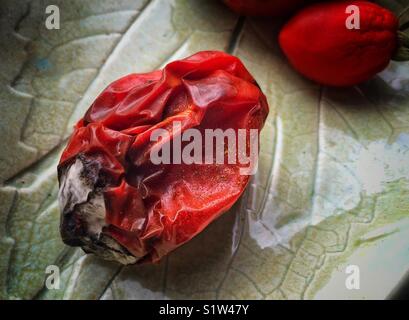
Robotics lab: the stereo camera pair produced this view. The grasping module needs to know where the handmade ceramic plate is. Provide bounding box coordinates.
[0,0,408,300]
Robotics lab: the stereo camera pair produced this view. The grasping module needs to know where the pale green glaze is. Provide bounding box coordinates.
[0,0,408,300]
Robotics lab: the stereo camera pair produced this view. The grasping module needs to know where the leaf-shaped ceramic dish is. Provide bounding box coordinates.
[0,0,408,300]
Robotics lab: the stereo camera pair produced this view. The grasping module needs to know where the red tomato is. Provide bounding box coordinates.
[58,51,269,264]
[279,1,399,87]
[223,0,307,16]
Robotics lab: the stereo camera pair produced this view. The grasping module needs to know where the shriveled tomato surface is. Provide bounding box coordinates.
[223,0,307,16]
[279,1,399,86]
[58,51,269,264]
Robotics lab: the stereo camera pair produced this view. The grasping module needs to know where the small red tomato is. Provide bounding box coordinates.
[58,51,269,264]
[223,0,307,17]
[279,1,401,87]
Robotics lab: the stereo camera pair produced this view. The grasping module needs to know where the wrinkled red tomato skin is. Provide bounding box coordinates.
[59,51,269,263]
[223,0,306,16]
[279,1,399,87]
